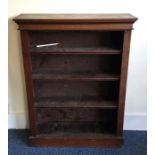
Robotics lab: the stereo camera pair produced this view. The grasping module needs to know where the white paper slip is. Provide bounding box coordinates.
[36,43,59,48]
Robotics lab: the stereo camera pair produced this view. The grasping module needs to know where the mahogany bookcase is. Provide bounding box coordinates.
[14,14,137,147]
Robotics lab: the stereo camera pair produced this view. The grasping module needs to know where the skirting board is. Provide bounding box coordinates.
[8,113,147,130]
[123,113,147,130]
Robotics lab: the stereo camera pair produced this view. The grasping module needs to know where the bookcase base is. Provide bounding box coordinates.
[30,135,123,147]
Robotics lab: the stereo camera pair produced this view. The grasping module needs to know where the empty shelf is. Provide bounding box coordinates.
[32,73,120,81]
[35,98,117,109]
[30,46,121,55]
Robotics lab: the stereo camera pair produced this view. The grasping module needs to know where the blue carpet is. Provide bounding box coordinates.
[8,130,146,155]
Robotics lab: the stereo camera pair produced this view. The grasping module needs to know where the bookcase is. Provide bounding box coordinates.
[14,14,137,147]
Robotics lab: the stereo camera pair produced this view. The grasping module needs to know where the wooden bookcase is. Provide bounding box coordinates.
[14,14,137,147]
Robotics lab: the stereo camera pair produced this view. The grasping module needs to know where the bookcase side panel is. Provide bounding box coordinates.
[20,30,36,135]
[117,30,132,135]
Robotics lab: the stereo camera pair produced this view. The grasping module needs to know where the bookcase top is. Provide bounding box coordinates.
[14,14,137,24]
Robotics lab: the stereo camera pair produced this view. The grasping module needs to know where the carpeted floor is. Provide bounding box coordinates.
[8,130,146,155]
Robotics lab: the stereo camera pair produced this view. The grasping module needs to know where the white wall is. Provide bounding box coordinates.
[8,0,147,130]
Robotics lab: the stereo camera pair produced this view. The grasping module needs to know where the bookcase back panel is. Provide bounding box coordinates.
[36,108,116,122]
[31,55,121,74]
[29,31,124,49]
[33,81,119,100]
[36,122,116,135]
[36,108,117,135]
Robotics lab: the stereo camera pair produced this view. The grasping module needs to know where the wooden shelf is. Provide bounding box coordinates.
[32,133,117,139]
[30,46,121,55]
[32,73,120,81]
[35,98,117,109]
